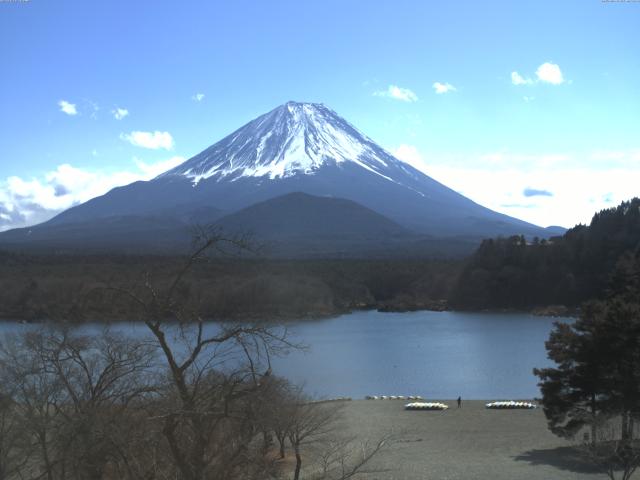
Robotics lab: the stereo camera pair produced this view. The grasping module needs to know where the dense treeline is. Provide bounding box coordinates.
[0,251,460,322]
[4,198,640,321]
[451,198,640,311]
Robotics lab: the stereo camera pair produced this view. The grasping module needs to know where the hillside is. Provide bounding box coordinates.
[451,198,640,310]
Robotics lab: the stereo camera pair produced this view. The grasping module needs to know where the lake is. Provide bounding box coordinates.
[273,310,567,400]
[0,310,568,400]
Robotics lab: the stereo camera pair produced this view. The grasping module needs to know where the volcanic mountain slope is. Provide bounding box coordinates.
[0,101,560,255]
[0,192,458,257]
[214,192,430,257]
[216,192,410,239]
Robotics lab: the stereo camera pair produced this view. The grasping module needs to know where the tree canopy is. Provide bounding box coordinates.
[534,251,640,479]
[453,198,640,310]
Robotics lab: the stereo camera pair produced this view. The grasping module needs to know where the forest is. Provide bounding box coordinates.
[451,198,640,311]
[0,250,458,322]
[1,198,639,322]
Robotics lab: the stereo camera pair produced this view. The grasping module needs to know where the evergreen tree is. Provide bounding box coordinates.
[535,257,640,479]
[454,198,640,310]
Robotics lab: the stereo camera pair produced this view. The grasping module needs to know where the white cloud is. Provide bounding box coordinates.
[427,164,640,228]
[374,85,418,102]
[511,72,534,86]
[120,131,174,150]
[0,156,186,231]
[112,107,129,120]
[393,144,428,172]
[192,93,205,102]
[432,82,456,94]
[523,96,535,102]
[133,156,186,178]
[536,62,564,85]
[58,100,78,116]
[513,63,564,87]
[388,146,640,228]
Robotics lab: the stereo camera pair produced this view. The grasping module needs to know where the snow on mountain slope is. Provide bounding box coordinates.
[19,101,553,242]
[161,101,410,186]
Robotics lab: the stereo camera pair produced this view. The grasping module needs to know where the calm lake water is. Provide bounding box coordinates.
[0,310,568,400]
[273,310,567,400]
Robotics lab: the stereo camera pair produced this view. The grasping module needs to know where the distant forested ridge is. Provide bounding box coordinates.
[451,198,640,311]
[3,198,639,321]
[0,253,459,322]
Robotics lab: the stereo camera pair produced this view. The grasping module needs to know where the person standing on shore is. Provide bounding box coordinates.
[457,396,462,408]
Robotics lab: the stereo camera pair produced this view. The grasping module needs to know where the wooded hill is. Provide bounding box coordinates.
[451,198,640,311]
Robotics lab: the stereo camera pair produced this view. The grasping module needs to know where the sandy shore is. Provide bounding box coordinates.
[336,399,603,480]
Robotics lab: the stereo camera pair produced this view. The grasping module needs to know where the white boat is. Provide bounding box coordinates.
[485,400,537,409]
[405,402,448,411]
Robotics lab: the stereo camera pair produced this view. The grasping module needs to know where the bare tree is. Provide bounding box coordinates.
[0,390,31,480]
[286,396,345,480]
[0,228,394,480]
[260,377,297,460]
[313,435,393,480]
[104,229,296,480]
[0,330,67,480]
[0,327,157,480]
[283,393,394,480]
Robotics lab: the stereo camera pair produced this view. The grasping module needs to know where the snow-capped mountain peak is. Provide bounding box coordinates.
[12,101,551,247]
[162,101,403,184]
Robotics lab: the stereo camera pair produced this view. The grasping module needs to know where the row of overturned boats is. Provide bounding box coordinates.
[404,400,538,411]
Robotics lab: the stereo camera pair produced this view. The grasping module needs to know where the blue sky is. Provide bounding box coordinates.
[0,0,639,229]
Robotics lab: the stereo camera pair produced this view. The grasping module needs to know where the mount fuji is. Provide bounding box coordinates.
[0,102,561,256]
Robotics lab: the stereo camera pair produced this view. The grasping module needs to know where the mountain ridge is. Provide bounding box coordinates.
[0,192,480,257]
[0,102,563,255]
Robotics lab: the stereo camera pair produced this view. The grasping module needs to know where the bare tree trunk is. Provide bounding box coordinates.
[622,411,630,444]
[274,429,287,459]
[38,431,55,480]
[162,416,194,480]
[293,443,302,480]
[591,394,598,447]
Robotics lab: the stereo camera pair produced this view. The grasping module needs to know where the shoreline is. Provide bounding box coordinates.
[336,399,600,479]
[0,304,578,323]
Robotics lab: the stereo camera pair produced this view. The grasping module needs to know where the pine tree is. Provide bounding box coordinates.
[535,260,640,479]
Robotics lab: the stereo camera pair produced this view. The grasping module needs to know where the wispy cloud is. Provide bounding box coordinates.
[120,131,174,150]
[374,85,418,102]
[112,107,129,120]
[85,100,100,119]
[0,157,186,231]
[523,187,553,197]
[133,156,185,178]
[58,100,78,116]
[511,72,533,86]
[192,93,205,102]
[432,82,456,94]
